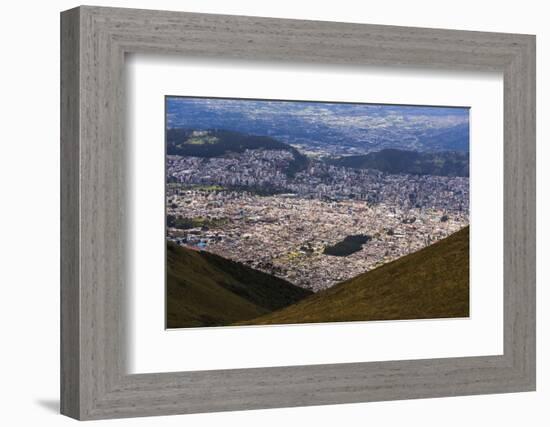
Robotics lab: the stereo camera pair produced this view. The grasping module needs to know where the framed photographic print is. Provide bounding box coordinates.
[61,6,536,420]
[164,96,471,329]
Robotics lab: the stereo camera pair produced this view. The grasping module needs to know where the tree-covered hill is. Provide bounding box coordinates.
[166,128,308,176]
[328,148,469,177]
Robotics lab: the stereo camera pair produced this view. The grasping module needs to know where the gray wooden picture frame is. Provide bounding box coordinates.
[60,5,536,420]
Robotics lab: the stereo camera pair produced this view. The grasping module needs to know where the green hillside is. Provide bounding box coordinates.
[329,149,469,177]
[166,242,312,328]
[166,128,308,176]
[238,226,469,326]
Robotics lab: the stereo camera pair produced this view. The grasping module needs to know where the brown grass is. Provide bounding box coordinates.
[238,226,469,326]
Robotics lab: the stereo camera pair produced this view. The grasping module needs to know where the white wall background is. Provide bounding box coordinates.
[0,0,546,425]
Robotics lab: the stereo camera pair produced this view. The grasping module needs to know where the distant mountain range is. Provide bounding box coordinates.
[167,227,469,328]
[329,148,469,177]
[167,97,470,154]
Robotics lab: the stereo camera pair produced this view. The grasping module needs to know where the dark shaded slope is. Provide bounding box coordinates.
[239,226,469,325]
[166,242,313,328]
[329,149,469,177]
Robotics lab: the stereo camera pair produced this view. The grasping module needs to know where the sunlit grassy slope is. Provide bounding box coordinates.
[166,242,313,328]
[238,226,469,326]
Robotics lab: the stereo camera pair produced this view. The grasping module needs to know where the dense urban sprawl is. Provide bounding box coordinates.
[166,150,469,291]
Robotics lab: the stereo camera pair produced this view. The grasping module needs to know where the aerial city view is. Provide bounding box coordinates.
[165,96,470,329]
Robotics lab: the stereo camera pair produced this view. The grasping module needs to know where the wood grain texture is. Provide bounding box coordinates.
[60,5,536,420]
[60,7,80,419]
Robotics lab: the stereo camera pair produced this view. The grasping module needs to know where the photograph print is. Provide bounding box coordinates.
[165,96,470,329]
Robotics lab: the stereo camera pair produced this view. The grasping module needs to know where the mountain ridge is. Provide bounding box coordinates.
[166,128,308,176]
[166,241,313,328]
[237,226,469,325]
[329,148,469,177]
